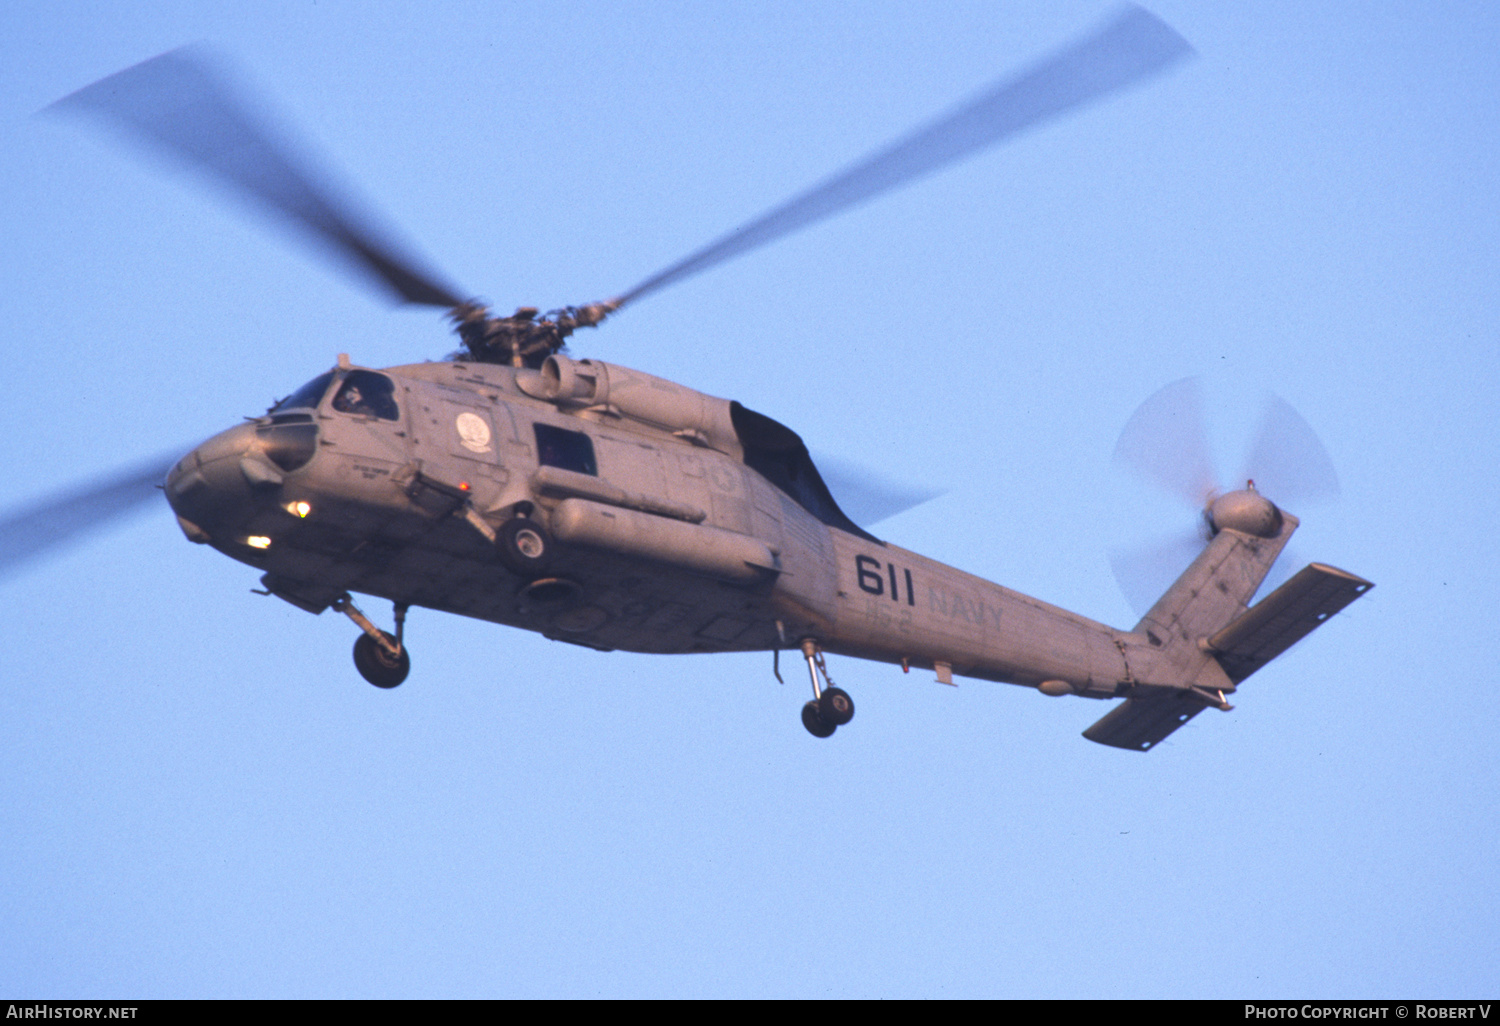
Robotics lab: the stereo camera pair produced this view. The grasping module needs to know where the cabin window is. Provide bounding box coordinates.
[534,423,597,476]
[331,370,400,421]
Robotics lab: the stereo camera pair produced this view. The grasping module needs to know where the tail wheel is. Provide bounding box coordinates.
[801,701,836,738]
[819,687,855,726]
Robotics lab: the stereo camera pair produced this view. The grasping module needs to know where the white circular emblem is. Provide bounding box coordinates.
[455,412,492,454]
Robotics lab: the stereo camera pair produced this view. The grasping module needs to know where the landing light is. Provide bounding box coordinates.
[246,536,272,550]
[286,500,312,518]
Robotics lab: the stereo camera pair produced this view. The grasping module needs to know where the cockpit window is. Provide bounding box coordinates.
[534,423,597,476]
[271,372,335,414]
[331,370,400,421]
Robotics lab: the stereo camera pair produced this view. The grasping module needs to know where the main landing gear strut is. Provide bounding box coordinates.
[799,638,854,738]
[334,594,411,688]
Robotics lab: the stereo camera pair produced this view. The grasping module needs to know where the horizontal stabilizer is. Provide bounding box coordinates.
[1207,563,1373,684]
[1085,563,1372,752]
[1082,690,1212,752]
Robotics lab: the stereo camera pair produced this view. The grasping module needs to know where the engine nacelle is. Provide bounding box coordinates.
[522,355,743,457]
[536,353,603,403]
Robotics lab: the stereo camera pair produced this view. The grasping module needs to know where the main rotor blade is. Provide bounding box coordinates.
[813,452,944,527]
[49,47,465,309]
[610,5,1192,310]
[0,453,180,581]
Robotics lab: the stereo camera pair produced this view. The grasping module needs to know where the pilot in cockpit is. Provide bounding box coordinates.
[330,371,399,420]
[332,382,370,416]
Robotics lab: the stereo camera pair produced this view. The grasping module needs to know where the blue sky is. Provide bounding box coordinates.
[1,0,1496,998]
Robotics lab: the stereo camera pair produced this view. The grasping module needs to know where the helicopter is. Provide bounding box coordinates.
[9,6,1372,750]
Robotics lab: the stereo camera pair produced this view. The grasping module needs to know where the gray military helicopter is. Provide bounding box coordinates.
[10,6,1371,749]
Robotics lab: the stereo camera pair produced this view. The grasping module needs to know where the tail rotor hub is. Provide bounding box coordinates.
[1207,481,1283,538]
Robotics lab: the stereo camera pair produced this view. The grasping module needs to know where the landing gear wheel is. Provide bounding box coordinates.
[497,517,552,576]
[819,686,855,726]
[801,700,836,738]
[353,632,409,688]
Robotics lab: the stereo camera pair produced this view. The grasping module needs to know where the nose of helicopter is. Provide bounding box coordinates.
[164,422,275,543]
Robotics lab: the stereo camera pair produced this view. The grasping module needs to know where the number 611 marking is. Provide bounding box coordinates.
[856,555,915,606]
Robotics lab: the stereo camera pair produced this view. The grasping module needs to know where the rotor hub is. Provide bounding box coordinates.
[450,301,617,368]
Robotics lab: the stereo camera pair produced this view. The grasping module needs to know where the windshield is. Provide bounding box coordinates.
[270,371,335,414]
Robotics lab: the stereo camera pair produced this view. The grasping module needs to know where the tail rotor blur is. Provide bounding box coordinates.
[1109,377,1340,617]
